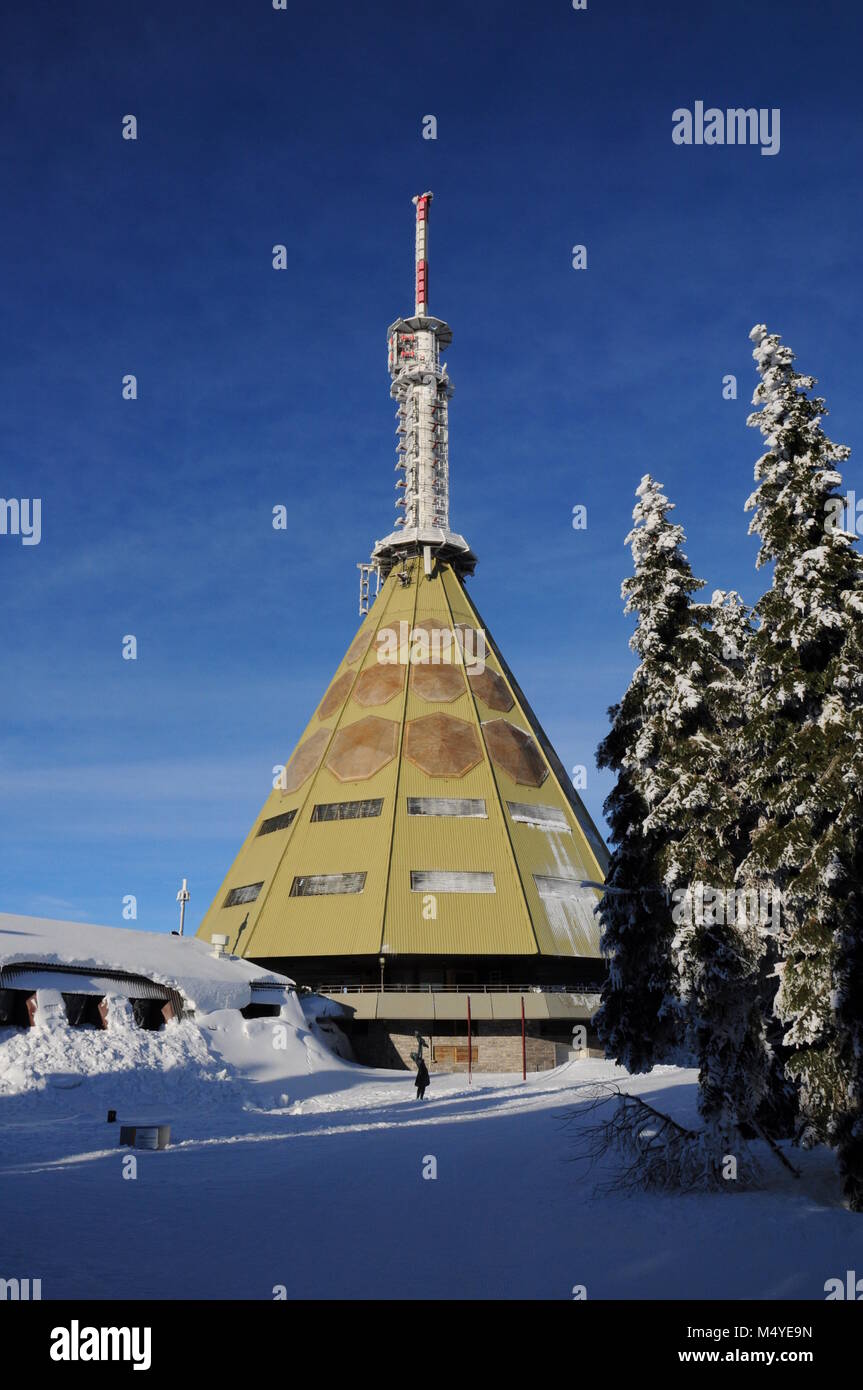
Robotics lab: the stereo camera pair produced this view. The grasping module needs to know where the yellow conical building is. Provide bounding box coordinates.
[198,194,607,1071]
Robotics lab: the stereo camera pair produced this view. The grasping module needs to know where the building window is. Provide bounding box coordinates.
[534,874,589,898]
[223,882,263,907]
[407,797,487,818]
[290,872,367,896]
[433,1042,478,1064]
[311,799,383,822]
[508,802,571,832]
[257,810,297,836]
[410,871,495,893]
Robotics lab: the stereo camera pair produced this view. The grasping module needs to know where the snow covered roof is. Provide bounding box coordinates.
[0,913,294,1016]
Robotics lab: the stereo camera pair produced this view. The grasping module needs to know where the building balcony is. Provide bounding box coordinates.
[313,982,601,1023]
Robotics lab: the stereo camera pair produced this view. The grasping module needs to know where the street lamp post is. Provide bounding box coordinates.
[379,954,386,992]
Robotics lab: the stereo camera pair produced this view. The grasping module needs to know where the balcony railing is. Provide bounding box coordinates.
[314,982,601,997]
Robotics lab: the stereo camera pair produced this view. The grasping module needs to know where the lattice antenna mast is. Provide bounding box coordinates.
[369,192,475,587]
[391,193,449,537]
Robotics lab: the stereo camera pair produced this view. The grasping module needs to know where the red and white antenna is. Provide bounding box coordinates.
[413,191,432,315]
[367,193,476,598]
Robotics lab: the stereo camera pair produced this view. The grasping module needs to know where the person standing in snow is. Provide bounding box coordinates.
[415,1056,430,1101]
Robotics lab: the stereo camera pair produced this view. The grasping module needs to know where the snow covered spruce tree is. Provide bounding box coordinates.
[660,587,773,1160]
[596,476,708,1073]
[823,672,863,1209]
[593,758,673,1074]
[740,324,863,1207]
[597,479,775,1173]
[829,701,863,1211]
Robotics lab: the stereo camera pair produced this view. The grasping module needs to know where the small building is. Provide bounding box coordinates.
[0,912,295,1032]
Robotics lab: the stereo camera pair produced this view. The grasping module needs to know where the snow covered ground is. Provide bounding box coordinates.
[1,1007,859,1301]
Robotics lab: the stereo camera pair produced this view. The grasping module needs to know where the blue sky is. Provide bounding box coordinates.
[1,0,861,935]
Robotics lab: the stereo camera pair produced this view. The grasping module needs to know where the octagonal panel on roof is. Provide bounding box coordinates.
[404,712,483,778]
[345,627,375,665]
[325,716,399,782]
[453,623,486,670]
[412,617,454,649]
[483,719,548,787]
[317,671,354,720]
[468,668,513,712]
[282,727,331,795]
[352,663,405,707]
[411,663,466,703]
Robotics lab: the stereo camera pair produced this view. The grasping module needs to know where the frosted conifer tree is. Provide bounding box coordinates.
[660,588,773,1158]
[740,325,863,1205]
[596,475,705,1072]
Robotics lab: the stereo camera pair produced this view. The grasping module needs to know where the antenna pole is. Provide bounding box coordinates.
[412,191,432,315]
[176,877,190,936]
[369,192,476,584]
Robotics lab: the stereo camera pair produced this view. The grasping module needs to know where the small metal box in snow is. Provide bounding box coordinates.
[118,1121,171,1150]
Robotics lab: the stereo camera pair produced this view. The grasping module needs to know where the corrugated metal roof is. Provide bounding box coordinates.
[197,560,607,961]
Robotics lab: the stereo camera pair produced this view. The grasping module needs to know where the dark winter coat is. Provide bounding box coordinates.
[415,1060,430,1089]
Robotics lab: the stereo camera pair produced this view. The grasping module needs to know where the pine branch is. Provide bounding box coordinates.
[565,1084,762,1194]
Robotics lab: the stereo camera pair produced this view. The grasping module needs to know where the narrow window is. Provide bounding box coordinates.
[223,882,263,907]
[257,810,297,836]
[407,797,487,818]
[410,871,495,893]
[290,872,367,896]
[311,799,383,822]
[508,802,571,832]
[534,874,590,898]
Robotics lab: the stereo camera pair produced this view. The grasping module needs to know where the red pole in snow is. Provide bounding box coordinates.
[521,996,526,1081]
[467,995,472,1086]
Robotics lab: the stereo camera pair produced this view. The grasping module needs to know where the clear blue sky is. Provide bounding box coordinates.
[1,0,860,935]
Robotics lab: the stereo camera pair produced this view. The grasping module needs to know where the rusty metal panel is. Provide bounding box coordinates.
[282,728,331,795]
[317,672,354,720]
[483,719,548,788]
[411,663,466,703]
[325,716,399,782]
[468,668,513,712]
[352,663,405,707]
[404,712,482,778]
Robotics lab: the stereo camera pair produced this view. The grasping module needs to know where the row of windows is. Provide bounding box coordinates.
[223,871,593,906]
[256,798,572,835]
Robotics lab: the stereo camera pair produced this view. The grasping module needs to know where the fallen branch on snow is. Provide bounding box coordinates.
[563,1084,798,1193]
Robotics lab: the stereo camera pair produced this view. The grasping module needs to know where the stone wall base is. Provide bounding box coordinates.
[347,1020,584,1074]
